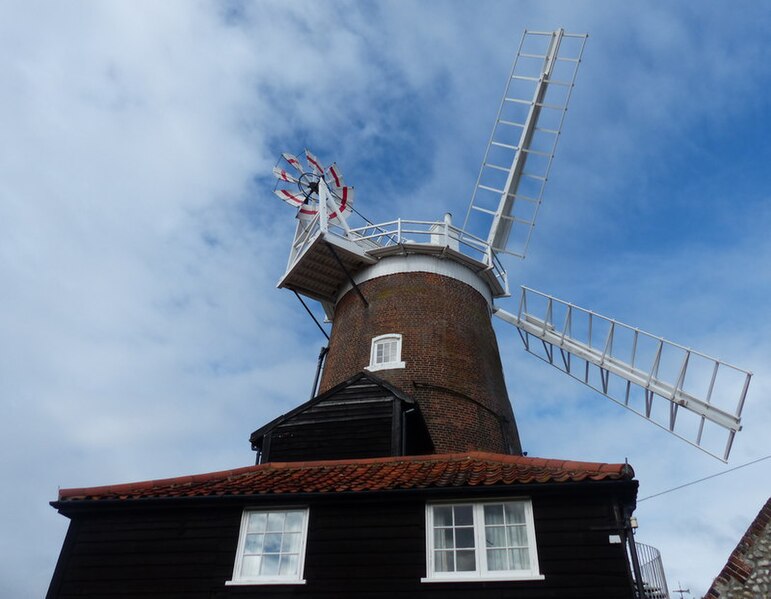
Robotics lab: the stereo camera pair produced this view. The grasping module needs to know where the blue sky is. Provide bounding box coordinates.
[1,1,770,596]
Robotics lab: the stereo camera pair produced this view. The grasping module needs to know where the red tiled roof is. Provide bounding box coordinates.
[57,452,634,502]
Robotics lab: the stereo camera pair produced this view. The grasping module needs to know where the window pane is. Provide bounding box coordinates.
[266,512,285,532]
[507,524,528,546]
[282,532,301,553]
[241,555,262,577]
[426,502,534,580]
[485,526,506,548]
[261,553,280,576]
[373,337,402,366]
[455,527,475,549]
[484,504,505,525]
[510,548,530,570]
[434,527,454,549]
[435,550,454,572]
[504,502,526,524]
[279,554,299,576]
[454,505,473,526]
[434,506,453,527]
[456,550,476,571]
[487,548,508,571]
[244,533,264,554]
[285,511,304,532]
[247,512,267,533]
[235,509,308,582]
[264,533,282,553]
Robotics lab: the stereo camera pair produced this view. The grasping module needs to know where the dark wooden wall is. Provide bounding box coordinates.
[255,376,433,463]
[266,396,395,461]
[49,484,635,598]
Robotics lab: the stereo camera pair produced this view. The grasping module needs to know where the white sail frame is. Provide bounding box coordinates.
[463,29,588,260]
[495,287,752,462]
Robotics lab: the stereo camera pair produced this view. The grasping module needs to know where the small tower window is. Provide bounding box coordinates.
[367,334,405,372]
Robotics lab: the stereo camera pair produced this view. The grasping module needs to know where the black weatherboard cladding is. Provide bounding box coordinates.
[48,482,636,598]
[252,373,433,463]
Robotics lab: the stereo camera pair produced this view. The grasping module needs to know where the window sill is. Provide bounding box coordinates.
[421,574,545,583]
[365,361,406,372]
[225,579,307,586]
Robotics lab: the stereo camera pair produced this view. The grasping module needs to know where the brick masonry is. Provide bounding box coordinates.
[319,265,522,455]
[705,497,771,598]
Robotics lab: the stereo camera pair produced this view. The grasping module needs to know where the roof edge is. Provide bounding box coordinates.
[57,451,634,501]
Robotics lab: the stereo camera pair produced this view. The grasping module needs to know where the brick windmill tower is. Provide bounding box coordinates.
[264,27,750,464]
[266,130,527,457]
[316,246,521,455]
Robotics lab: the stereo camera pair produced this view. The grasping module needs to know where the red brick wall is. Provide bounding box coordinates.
[319,269,522,454]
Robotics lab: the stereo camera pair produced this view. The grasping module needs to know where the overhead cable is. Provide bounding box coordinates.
[638,454,771,502]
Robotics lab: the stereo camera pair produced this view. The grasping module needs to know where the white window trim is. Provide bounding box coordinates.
[226,507,310,586]
[422,499,544,583]
[365,333,405,372]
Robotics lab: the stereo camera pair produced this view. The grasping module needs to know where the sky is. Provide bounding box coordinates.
[1,1,770,597]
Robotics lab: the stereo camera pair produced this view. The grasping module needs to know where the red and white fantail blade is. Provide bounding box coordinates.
[305,149,325,176]
[274,188,306,207]
[328,186,354,222]
[297,202,319,221]
[325,162,344,189]
[281,152,304,174]
[273,166,298,183]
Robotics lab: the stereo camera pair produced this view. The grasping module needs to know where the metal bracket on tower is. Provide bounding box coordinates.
[325,241,368,307]
[293,291,330,341]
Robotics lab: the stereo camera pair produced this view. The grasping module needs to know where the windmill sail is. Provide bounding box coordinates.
[273,166,298,184]
[463,29,587,258]
[326,163,344,190]
[281,152,304,174]
[495,287,752,462]
[305,149,325,176]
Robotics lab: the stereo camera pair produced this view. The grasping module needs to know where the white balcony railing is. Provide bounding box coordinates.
[286,211,509,296]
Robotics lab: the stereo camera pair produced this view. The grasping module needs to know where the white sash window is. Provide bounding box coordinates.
[423,499,543,582]
[227,508,309,585]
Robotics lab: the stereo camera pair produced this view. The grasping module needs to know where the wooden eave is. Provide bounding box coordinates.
[278,232,376,304]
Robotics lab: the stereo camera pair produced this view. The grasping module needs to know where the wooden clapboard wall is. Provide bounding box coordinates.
[48,483,636,598]
[250,373,433,463]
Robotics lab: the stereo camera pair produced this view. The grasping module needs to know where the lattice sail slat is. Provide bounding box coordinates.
[463,29,588,259]
[495,287,752,462]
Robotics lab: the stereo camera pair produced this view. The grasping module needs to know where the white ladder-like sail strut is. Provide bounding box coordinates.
[495,288,752,462]
[463,29,587,259]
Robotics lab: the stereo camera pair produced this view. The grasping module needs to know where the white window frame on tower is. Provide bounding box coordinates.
[226,507,310,586]
[366,333,405,372]
[422,499,543,583]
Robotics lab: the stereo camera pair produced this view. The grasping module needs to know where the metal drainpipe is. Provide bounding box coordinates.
[624,508,647,598]
[310,346,329,399]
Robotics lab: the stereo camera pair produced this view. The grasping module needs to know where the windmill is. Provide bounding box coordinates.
[271,29,751,462]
